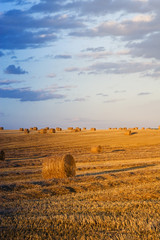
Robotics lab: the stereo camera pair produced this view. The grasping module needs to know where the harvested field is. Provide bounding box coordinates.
[0,129,160,239]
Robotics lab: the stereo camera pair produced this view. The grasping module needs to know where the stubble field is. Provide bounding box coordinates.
[0,128,160,239]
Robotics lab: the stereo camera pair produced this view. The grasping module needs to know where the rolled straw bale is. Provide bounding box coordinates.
[158,126,160,130]
[19,128,24,131]
[125,130,131,135]
[141,127,145,130]
[49,128,56,133]
[91,145,102,153]
[83,127,86,130]
[42,154,76,179]
[0,150,5,161]
[56,127,62,131]
[75,127,81,132]
[33,127,38,131]
[24,128,29,134]
[90,128,96,131]
[68,127,73,130]
[0,127,4,130]
[40,128,47,134]
[45,127,49,130]
[30,127,33,131]
[72,129,79,132]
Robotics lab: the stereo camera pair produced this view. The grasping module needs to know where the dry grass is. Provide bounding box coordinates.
[42,154,76,179]
[0,129,160,239]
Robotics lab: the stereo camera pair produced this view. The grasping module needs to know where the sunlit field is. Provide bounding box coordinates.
[0,128,160,239]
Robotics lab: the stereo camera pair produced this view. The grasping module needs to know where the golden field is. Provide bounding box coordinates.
[0,128,160,239]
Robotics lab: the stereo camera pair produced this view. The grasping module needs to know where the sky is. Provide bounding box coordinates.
[0,0,160,130]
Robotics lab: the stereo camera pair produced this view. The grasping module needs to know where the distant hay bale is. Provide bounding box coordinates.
[141,127,145,130]
[0,150,5,161]
[72,129,79,132]
[90,128,96,131]
[158,126,160,130]
[30,127,33,131]
[75,127,81,132]
[19,128,24,131]
[91,145,102,153]
[82,127,86,130]
[68,127,73,130]
[42,154,76,179]
[49,128,56,133]
[33,127,38,131]
[45,127,49,130]
[125,130,131,135]
[0,127,4,130]
[56,127,62,131]
[24,128,29,134]
[40,129,47,134]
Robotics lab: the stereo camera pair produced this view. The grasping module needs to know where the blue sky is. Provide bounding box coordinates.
[0,0,160,129]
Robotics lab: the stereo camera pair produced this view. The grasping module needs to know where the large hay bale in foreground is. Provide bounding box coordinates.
[42,154,76,179]
[91,145,102,153]
[0,150,5,161]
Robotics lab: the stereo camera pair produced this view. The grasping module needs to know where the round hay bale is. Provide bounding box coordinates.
[24,128,29,134]
[33,127,38,131]
[91,145,102,153]
[158,126,160,130]
[90,128,96,131]
[42,154,76,179]
[40,128,47,134]
[45,127,49,130]
[141,127,145,130]
[68,127,73,130]
[19,128,24,131]
[75,127,81,132]
[125,130,131,135]
[0,127,4,130]
[71,129,79,132]
[30,127,33,131]
[56,127,62,131]
[0,150,5,161]
[49,128,56,133]
[82,127,86,130]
